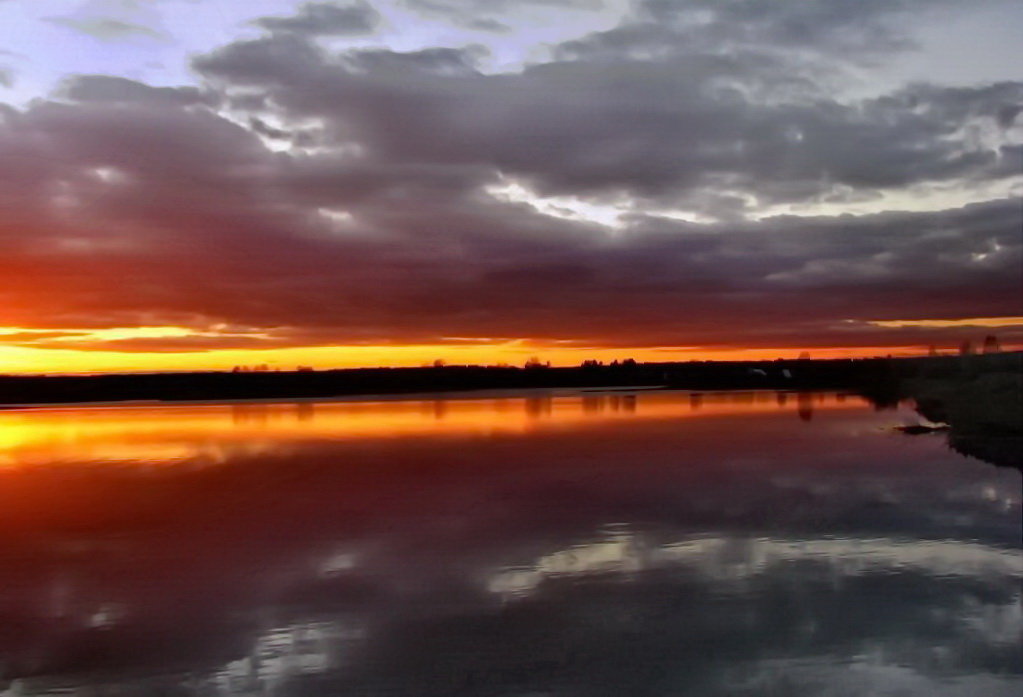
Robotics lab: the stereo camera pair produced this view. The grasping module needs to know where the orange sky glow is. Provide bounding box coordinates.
[0,344,902,375]
[1,316,1019,374]
[0,334,1010,375]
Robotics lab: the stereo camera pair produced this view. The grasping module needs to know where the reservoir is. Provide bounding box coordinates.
[0,391,1020,696]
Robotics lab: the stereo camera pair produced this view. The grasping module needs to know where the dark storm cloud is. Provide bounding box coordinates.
[1,0,1020,353]
[253,1,381,37]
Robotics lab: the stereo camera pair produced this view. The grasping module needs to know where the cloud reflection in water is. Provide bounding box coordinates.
[0,391,1019,696]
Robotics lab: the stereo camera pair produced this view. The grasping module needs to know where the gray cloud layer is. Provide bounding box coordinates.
[253,1,381,37]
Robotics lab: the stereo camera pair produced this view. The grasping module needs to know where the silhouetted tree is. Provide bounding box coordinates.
[982,335,1001,354]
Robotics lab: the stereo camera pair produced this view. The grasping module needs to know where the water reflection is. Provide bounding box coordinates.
[0,391,860,468]
[0,391,1019,696]
[797,391,814,421]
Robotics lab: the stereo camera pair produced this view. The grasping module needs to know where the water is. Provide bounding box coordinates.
[0,391,1020,696]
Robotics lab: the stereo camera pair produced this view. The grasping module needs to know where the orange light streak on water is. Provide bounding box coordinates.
[0,391,861,468]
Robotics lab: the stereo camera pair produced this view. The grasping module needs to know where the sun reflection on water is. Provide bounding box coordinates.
[0,390,864,468]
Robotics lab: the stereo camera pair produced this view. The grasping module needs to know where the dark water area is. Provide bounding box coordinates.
[0,391,1020,696]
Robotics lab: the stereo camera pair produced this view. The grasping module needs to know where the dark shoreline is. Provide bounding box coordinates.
[0,357,886,407]
[2,352,1018,408]
[0,385,677,411]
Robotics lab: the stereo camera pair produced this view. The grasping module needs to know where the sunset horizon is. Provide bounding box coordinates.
[1,330,1020,375]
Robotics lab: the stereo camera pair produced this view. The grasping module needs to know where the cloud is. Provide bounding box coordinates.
[0,330,90,342]
[193,29,1022,210]
[0,49,17,87]
[253,1,381,37]
[0,73,1019,352]
[44,16,165,41]
[21,334,282,353]
[343,45,489,74]
[632,0,928,55]
[403,0,607,29]
[56,74,214,107]
[1,2,1021,356]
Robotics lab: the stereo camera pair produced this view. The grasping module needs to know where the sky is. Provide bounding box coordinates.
[0,0,1021,373]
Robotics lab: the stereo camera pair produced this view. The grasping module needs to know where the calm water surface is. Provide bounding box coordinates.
[0,391,1020,696]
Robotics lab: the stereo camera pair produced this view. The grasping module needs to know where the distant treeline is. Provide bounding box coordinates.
[0,352,1019,406]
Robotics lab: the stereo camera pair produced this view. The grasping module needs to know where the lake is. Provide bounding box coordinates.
[0,390,1020,696]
